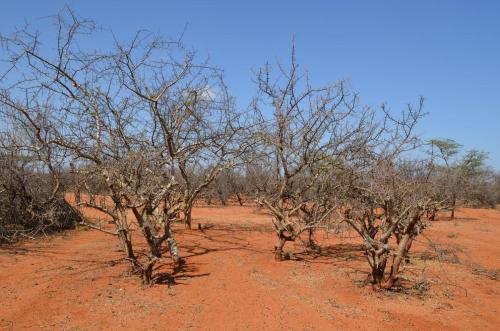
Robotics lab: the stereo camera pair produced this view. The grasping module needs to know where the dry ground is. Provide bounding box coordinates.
[0,206,499,330]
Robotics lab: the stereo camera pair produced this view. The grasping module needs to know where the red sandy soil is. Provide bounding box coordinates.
[1,206,499,330]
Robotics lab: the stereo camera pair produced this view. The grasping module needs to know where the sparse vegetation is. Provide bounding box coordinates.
[0,5,499,315]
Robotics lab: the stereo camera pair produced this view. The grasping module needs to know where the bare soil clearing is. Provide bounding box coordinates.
[1,207,499,330]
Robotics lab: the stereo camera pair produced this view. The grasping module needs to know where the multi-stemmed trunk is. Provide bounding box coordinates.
[274,236,287,261]
[366,248,389,288]
[370,259,388,288]
[383,233,415,289]
[367,213,420,289]
[129,206,183,284]
[140,219,182,284]
[274,226,295,261]
[304,228,318,251]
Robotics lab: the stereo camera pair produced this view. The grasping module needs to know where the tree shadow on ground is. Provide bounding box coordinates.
[153,260,211,286]
[177,227,271,259]
[293,243,366,264]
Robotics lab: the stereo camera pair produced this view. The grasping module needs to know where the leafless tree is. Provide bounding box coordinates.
[2,9,496,290]
[248,45,374,260]
[0,9,227,283]
[337,100,448,289]
[0,90,81,243]
[113,32,247,229]
[204,167,248,206]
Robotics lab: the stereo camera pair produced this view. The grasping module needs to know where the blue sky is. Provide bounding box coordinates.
[1,1,499,168]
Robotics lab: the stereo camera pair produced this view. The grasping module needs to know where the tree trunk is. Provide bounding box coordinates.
[427,208,436,222]
[451,194,456,220]
[184,205,192,229]
[131,208,161,258]
[165,220,182,266]
[383,235,414,289]
[274,236,286,261]
[143,225,162,258]
[371,265,385,288]
[383,212,420,289]
[305,228,317,250]
[218,191,226,206]
[236,193,244,206]
[366,251,386,288]
[116,208,135,260]
[118,229,135,260]
[141,257,157,285]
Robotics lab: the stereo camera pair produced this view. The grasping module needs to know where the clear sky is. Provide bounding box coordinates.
[1,1,499,168]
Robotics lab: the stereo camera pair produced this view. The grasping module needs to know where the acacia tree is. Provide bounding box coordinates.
[0,9,220,283]
[458,149,492,207]
[429,140,494,217]
[248,46,373,260]
[114,36,246,229]
[0,109,80,243]
[429,138,463,219]
[338,100,447,289]
[340,159,441,289]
